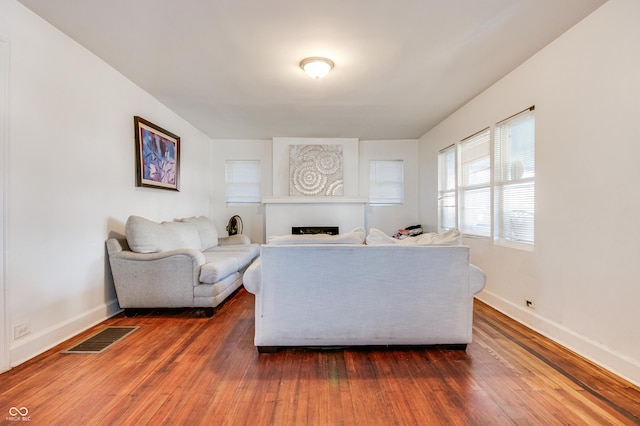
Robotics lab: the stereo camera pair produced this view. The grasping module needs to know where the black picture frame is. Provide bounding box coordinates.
[134,116,180,191]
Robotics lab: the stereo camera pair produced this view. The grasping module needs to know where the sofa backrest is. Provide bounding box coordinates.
[125,215,201,253]
[124,215,222,253]
[254,244,477,345]
[179,216,219,250]
[258,244,472,293]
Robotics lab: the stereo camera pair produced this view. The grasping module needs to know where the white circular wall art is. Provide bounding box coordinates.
[289,144,344,196]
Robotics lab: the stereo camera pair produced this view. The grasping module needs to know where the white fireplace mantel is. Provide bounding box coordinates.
[262,196,369,205]
[262,197,369,238]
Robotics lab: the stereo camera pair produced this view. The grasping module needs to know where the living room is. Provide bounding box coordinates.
[1,0,639,408]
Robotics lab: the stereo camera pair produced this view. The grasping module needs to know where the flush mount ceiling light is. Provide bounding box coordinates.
[300,57,334,79]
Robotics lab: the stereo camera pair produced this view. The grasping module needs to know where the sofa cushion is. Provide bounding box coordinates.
[219,234,251,246]
[199,254,240,284]
[180,216,219,250]
[267,227,365,245]
[207,243,260,260]
[125,215,201,253]
[366,227,462,246]
[203,248,257,271]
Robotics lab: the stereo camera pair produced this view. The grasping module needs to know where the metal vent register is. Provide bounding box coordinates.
[62,326,139,354]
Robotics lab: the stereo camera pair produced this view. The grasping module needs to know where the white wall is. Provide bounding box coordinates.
[0,0,214,368]
[419,0,640,385]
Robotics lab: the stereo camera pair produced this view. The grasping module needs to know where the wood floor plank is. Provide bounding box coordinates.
[1,290,639,425]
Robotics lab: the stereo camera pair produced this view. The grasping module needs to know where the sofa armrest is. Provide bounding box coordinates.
[469,264,486,295]
[106,238,207,308]
[219,234,251,245]
[243,257,261,294]
[107,237,206,262]
[109,245,206,264]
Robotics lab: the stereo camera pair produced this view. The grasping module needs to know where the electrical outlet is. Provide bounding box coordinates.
[525,299,535,310]
[14,322,30,340]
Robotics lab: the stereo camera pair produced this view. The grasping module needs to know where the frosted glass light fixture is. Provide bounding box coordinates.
[300,57,334,79]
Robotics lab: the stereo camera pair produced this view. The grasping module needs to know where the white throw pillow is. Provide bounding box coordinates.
[267,227,365,245]
[365,228,397,245]
[366,227,462,246]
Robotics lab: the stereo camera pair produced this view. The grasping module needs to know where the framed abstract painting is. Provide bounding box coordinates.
[134,116,180,191]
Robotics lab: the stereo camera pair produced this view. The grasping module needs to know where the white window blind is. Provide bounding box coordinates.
[494,108,535,245]
[459,129,491,237]
[438,145,456,231]
[369,160,403,205]
[225,160,261,203]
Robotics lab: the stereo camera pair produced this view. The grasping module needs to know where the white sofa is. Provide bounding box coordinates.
[107,215,259,316]
[244,238,486,352]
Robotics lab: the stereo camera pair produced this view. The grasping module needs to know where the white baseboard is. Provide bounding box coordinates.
[476,291,640,387]
[9,299,122,368]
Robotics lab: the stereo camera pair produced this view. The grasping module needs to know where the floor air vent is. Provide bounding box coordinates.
[62,326,139,354]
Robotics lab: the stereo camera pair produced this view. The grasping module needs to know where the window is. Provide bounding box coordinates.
[225,160,261,203]
[438,145,456,231]
[369,160,403,205]
[458,129,491,237]
[494,108,535,246]
[437,107,536,248]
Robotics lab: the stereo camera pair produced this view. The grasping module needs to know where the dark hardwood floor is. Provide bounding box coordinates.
[1,289,639,425]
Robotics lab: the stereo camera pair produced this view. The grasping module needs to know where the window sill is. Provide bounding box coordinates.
[494,238,534,252]
[461,234,491,240]
[226,202,261,207]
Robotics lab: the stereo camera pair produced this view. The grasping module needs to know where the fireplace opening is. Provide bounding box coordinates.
[292,226,339,235]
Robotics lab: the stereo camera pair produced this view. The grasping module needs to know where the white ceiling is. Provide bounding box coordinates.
[18,0,607,140]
